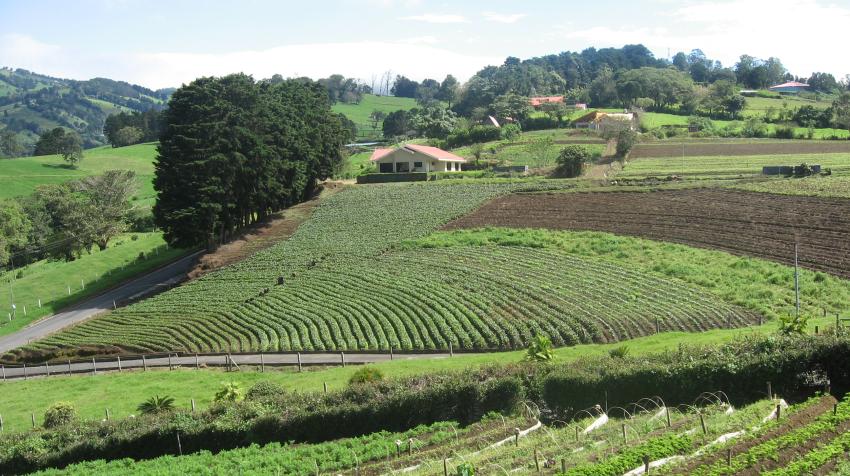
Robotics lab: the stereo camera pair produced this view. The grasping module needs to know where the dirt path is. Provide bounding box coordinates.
[187,182,344,279]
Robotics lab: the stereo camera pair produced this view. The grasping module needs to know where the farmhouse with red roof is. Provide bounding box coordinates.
[768,81,810,94]
[369,144,466,173]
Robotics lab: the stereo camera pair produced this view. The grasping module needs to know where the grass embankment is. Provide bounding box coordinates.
[619,152,850,179]
[405,228,850,320]
[331,94,417,140]
[0,319,831,434]
[0,143,157,205]
[0,233,185,337]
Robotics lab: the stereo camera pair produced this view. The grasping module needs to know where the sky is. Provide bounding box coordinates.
[1,0,849,90]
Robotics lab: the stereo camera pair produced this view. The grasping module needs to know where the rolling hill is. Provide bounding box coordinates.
[0,67,171,155]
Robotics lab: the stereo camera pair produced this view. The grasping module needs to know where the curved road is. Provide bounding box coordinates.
[0,251,204,354]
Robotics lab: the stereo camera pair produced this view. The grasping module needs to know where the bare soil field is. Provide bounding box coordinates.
[445,189,850,278]
[630,141,850,158]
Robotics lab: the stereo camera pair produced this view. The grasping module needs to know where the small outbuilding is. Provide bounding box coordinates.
[768,81,810,94]
[370,144,466,173]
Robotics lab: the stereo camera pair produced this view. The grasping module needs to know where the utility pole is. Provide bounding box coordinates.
[794,243,800,318]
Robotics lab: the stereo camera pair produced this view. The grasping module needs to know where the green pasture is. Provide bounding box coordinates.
[0,233,186,337]
[618,152,850,179]
[332,94,418,139]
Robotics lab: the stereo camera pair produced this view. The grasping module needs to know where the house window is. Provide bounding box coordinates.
[396,162,410,173]
[379,163,393,173]
[413,161,423,171]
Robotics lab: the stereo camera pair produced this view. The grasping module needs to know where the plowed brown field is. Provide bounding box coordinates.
[445,189,850,278]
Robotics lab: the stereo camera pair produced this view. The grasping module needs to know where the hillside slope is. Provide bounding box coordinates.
[0,67,171,154]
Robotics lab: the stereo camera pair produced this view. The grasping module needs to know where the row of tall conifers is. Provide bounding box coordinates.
[153,74,351,248]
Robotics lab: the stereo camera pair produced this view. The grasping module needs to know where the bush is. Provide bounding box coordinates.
[214,382,244,403]
[608,345,631,359]
[615,129,639,157]
[444,125,501,148]
[137,395,175,415]
[349,366,385,386]
[246,381,285,400]
[774,125,796,139]
[127,209,156,232]
[500,123,521,142]
[555,145,592,178]
[43,402,77,428]
[521,116,559,132]
[525,334,555,362]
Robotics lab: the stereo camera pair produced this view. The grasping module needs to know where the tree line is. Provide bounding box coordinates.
[103,110,162,147]
[0,170,138,269]
[153,73,350,248]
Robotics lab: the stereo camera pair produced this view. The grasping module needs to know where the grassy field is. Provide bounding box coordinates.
[17,180,799,358]
[0,143,157,203]
[0,233,186,337]
[741,94,835,118]
[640,112,848,139]
[451,132,605,167]
[733,174,850,199]
[618,152,850,179]
[331,94,418,140]
[0,315,833,433]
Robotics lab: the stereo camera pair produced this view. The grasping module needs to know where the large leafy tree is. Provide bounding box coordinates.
[0,200,31,268]
[833,92,850,135]
[154,74,347,247]
[75,170,137,250]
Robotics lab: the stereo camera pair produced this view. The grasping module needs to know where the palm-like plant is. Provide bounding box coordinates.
[524,334,555,362]
[137,395,176,415]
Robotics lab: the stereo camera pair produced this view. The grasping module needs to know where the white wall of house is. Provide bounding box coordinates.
[373,149,462,173]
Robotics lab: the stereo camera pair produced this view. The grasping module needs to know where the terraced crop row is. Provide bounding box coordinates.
[12,181,577,359]
[25,245,758,353]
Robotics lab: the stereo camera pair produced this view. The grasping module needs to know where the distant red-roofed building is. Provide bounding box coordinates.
[369,144,466,173]
[768,81,810,94]
[529,96,564,107]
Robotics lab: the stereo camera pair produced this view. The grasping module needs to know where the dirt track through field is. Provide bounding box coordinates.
[630,141,850,158]
[445,189,850,279]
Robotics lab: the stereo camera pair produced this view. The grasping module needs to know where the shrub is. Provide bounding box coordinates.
[555,145,592,178]
[774,125,796,139]
[525,334,555,362]
[246,381,285,400]
[608,345,631,359]
[444,125,501,148]
[521,116,559,132]
[214,382,244,403]
[615,129,639,157]
[500,123,521,142]
[43,402,77,428]
[778,313,811,335]
[137,395,175,415]
[349,366,385,386]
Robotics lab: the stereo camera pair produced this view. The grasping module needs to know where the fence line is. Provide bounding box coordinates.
[0,348,481,381]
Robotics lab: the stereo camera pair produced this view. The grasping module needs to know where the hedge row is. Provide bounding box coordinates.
[3,335,850,473]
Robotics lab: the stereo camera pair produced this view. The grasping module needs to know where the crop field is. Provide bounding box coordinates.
[33,415,532,475]
[0,232,184,337]
[0,143,156,203]
[5,180,794,361]
[618,153,850,179]
[10,181,578,359]
[41,394,848,475]
[445,189,850,279]
[629,141,850,159]
[731,174,850,200]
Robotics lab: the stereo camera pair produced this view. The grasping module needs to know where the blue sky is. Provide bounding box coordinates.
[1,0,849,89]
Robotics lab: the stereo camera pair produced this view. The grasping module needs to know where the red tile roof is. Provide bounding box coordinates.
[368,148,394,161]
[370,144,466,162]
[769,81,809,89]
[529,96,564,107]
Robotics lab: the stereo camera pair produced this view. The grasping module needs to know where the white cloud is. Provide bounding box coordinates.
[399,36,439,45]
[400,13,468,23]
[0,37,501,89]
[557,0,850,79]
[483,12,527,24]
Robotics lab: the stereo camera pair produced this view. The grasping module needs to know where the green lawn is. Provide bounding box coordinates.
[0,143,157,201]
[0,315,831,433]
[619,152,850,179]
[0,233,186,337]
[332,94,418,140]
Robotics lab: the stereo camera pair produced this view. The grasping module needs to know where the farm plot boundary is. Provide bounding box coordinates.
[445,189,850,279]
[629,141,850,159]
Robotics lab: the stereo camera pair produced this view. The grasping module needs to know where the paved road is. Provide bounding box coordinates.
[0,351,467,380]
[0,251,204,354]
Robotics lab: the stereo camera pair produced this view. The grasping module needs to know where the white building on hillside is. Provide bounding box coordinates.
[370,144,466,173]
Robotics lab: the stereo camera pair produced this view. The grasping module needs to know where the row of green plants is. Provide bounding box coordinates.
[35,244,753,353]
[3,334,850,473]
[9,181,576,362]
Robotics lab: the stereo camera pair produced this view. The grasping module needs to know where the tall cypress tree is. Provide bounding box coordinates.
[154,74,346,248]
